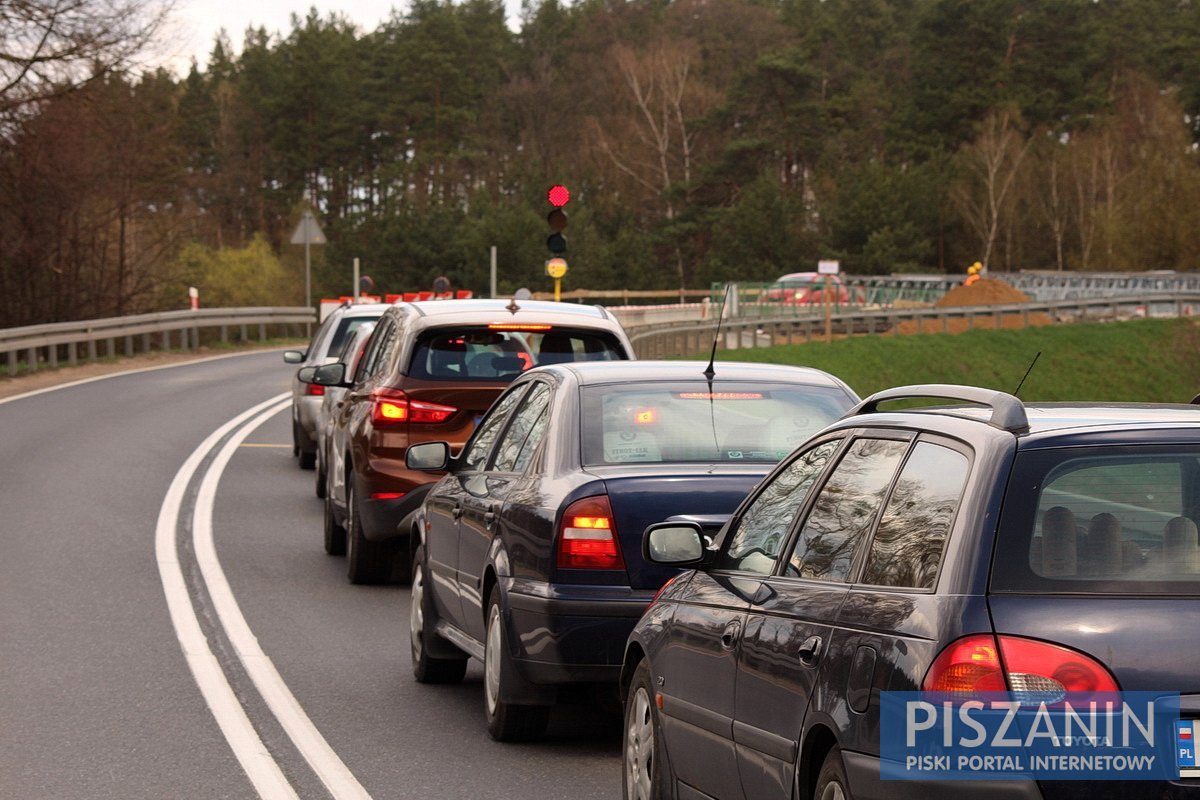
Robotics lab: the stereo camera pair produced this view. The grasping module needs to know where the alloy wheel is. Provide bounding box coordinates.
[625,686,655,800]
[410,563,425,661]
[485,604,502,716]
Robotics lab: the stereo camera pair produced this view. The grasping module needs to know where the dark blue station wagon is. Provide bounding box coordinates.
[622,385,1200,800]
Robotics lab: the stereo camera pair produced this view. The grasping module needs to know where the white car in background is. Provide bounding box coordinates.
[283,303,391,469]
[314,321,375,499]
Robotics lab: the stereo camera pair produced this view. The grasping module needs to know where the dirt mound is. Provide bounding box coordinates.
[936,277,1030,307]
[895,276,1052,335]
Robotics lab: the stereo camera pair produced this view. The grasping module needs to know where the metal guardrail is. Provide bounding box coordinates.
[0,307,317,375]
[626,294,1200,359]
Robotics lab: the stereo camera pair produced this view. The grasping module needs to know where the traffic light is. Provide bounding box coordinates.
[546,184,569,255]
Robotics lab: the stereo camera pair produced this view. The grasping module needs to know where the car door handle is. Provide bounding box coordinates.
[452,504,463,521]
[720,620,741,650]
[798,635,823,667]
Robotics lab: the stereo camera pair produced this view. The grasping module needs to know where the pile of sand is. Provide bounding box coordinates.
[935,277,1031,307]
[896,276,1053,335]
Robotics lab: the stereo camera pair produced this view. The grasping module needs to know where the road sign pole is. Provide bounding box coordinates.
[554,277,561,302]
[491,246,497,299]
[353,257,360,299]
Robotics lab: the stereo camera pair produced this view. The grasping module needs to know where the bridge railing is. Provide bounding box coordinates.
[1,307,317,375]
[624,294,1200,359]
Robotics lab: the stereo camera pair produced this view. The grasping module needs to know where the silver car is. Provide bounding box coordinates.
[283,303,390,469]
[314,321,375,500]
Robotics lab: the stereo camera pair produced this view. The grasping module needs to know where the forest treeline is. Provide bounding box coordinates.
[3,0,1200,327]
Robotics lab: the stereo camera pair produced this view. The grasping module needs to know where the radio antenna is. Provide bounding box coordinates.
[704,283,733,381]
[1013,351,1042,398]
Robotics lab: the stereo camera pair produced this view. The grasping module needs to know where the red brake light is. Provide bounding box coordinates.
[557,495,624,570]
[997,636,1120,695]
[923,634,1006,694]
[371,390,457,426]
[305,383,325,397]
[923,634,1119,697]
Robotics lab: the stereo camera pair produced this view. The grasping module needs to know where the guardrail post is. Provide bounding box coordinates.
[142,333,149,353]
[48,344,58,368]
[161,330,170,350]
[220,325,228,344]
[6,350,15,376]
[240,324,248,342]
[27,346,37,372]
[105,338,114,358]
[259,324,266,342]
[125,335,133,357]
[87,339,97,362]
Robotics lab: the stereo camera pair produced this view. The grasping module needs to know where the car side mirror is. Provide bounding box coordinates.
[407,441,451,471]
[283,350,304,364]
[643,522,706,566]
[299,363,346,386]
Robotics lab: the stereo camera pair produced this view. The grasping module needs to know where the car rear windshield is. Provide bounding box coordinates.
[407,326,626,380]
[580,381,853,465]
[326,316,376,357]
[992,446,1200,595]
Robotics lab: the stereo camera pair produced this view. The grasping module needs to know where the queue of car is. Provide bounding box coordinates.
[284,298,1200,800]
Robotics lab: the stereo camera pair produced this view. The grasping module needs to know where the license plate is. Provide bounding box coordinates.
[1178,720,1200,778]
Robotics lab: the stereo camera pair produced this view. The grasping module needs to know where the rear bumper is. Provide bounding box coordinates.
[353,483,430,543]
[844,752,1044,800]
[504,579,655,684]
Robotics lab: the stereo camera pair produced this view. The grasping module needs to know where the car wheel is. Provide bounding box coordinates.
[623,660,670,800]
[323,485,346,556]
[484,586,549,742]
[291,420,300,457]
[345,477,394,585]
[813,746,852,800]
[315,446,327,499]
[299,447,316,470]
[410,544,467,684]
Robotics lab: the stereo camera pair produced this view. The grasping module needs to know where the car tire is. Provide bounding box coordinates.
[323,485,346,556]
[623,660,671,800]
[410,544,468,684]
[484,586,549,742]
[315,446,327,499]
[345,477,394,585]
[299,448,316,470]
[813,746,852,800]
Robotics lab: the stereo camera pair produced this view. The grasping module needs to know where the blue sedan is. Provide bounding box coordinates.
[404,360,859,740]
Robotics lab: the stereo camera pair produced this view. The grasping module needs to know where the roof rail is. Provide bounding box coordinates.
[846,384,1029,433]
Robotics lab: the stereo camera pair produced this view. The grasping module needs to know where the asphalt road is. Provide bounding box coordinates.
[0,350,620,799]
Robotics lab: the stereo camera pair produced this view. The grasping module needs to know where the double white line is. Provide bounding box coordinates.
[154,394,372,799]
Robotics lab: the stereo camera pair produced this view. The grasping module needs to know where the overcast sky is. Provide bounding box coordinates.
[157,0,521,75]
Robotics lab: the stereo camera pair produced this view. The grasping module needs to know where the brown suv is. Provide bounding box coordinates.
[301,298,635,584]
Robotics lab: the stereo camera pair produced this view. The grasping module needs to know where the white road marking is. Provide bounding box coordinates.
[156,393,374,800]
[194,399,373,800]
[154,394,300,799]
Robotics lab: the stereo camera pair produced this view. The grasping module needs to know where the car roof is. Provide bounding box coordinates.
[534,360,857,391]
[839,385,1200,444]
[396,298,618,325]
[327,303,392,319]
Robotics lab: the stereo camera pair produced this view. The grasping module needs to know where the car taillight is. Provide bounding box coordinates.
[557,495,625,570]
[305,383,325,396]
[370,390,457,426]
[923,634,1119,698]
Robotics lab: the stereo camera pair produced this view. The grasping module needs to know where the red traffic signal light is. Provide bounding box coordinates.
[547,184,570,207]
